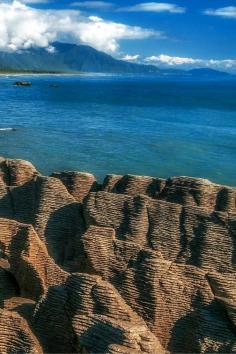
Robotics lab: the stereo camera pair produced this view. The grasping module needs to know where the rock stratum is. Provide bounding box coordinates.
[0,157,235,354]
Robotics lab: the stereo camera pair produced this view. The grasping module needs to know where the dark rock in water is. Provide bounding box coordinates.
[0,157,235,354]
[14,81,32,86]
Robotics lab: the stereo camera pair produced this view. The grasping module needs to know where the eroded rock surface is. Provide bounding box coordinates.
[0,158,235,353]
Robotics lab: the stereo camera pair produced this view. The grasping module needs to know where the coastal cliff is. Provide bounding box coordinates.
[0,157,235,353]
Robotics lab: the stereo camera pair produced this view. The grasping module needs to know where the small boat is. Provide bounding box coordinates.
[14,81,32,86]
[49,84,59,88]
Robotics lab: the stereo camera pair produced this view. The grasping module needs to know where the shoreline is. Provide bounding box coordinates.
[1,156,236,195]
[0,73,235,84]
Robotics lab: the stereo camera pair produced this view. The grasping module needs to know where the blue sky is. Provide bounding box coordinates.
[1,1,236,71]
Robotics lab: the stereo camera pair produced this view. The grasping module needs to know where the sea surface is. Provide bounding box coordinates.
[0,74,236,186]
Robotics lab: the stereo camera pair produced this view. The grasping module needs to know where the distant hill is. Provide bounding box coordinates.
[188,68,231,78]
[0,42,232,77]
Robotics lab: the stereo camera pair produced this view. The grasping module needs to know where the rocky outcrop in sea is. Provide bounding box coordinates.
[0,157,235,353]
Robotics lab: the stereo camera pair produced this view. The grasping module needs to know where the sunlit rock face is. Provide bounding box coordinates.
[0,157,235,353]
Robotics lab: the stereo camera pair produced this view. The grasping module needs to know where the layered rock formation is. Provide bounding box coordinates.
[0,157,235,353]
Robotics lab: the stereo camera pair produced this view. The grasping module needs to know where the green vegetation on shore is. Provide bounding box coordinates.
[0,69,84,75]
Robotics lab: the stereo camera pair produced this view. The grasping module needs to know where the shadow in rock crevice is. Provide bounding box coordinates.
[168,299,236,354]
[44,202,86,271]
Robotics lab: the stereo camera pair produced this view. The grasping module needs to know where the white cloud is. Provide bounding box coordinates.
[204,6,236,19]
[118,2,185,13]
[70,1,115,10]
[208,59,236,69]
[20,0,50,3]
[0,0,160,53]
[70,1,186,14]
[73,16,159,52]
[122,54,140,62]
[145,54,201,65]
[144,54,236,71]
[0,1,55,52]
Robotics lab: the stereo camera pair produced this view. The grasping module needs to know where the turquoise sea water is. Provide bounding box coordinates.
[0,74,236,186]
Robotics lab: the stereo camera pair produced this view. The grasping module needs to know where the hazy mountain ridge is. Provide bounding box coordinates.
[0,42,231,77]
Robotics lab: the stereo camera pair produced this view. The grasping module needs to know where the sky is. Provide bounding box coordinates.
[0,0,236,71]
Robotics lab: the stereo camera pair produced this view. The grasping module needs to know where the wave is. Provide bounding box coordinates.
[0,128,16,131]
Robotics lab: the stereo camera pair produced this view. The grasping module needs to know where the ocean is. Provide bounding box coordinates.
[0,74,236,186]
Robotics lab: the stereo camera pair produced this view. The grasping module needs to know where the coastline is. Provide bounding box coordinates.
[0,71,122,78]
[1,72,235,82]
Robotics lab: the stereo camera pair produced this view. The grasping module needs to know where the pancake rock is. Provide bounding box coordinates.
[0,309,42,354]
[0,158,235,353]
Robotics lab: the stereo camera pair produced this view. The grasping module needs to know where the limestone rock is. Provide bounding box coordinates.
[102,174,236,213]
[159,176,236,213]
[0,309,43,353]
[34,273,164,354]
[102,174,166,198]
[0,161,84,270]
[81,225,236,353]
[0,158,39,186]
[84,192,236,272]
[0,158,235,353]
[52,171,99,202]
[0,218,68,300]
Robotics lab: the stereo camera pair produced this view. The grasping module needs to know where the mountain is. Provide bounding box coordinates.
[188,68,231,77]
[0,42,231,77]
[0,42,161,74]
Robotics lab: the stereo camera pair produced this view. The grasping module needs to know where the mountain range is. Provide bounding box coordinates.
[0,42,231,77]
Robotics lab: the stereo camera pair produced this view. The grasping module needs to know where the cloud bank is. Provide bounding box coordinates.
[204,6,236,19]
[118,2,185,13]
[20,0,50,3]
[71,1,115,10]
[145,54,201,65]
[144,54,236,71]
[71,1,185,14]
[0,0,160,53]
